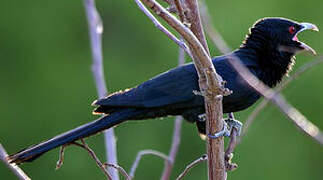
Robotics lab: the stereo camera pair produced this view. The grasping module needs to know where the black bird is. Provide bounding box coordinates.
[9,17,318,164]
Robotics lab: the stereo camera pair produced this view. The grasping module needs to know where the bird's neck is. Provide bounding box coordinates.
[237,33,295,87]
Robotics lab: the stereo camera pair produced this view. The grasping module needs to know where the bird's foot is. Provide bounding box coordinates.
[202,113,243,139]
[208,121,231,138]
[193,90,206,97]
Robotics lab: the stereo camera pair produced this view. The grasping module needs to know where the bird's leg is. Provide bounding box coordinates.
[198,112,243,139]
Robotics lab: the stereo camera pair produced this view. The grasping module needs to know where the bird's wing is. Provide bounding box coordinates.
[93,55,258,111]
[93,63,200,108]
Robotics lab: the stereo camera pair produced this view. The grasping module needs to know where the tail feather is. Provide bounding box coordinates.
[9,108,141,164]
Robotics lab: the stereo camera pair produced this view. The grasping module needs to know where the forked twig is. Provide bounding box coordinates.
[229,56,323,145]
[70,140,112,180]
[103,163,131,180]
[176,154,207,180]
[239,57,323,144]
[56,140,131,180]
[0,144,31,180]
[129,149,170,178]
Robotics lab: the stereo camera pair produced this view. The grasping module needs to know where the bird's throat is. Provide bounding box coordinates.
[239,35,295,88]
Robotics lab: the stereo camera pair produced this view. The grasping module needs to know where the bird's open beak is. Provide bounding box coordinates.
[293,22,319,55]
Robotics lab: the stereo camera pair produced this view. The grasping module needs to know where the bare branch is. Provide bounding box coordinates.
[83,0,119,179]
[239,57,323,144]
[134,0,192,59]
[103,163,131,180]
[0,144,31,180]
[84,0,106,98]
[229,56,323,145]
[129,149,170,179]
[161,45,185,180]
[176,154,207,180]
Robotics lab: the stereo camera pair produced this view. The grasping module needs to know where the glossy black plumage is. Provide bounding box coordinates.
[9,17,317,164]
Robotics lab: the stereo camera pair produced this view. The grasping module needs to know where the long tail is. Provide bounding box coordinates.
[9,108,141,164]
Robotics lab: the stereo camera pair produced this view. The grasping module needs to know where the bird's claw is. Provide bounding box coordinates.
[208,121,231,139]
[193,90,205,96]
[203,113,243,139]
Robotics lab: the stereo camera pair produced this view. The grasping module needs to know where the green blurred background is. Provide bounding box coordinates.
[1,0,322,179]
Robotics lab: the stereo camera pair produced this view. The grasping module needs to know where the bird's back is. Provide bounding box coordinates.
[93,53,261,119]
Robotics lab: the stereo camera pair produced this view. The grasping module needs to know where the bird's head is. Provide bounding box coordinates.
[245,17,319,56]
[240,17,319,87]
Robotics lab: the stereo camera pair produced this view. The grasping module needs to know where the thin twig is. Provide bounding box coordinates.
[176,154,207,180]
[161,42,185,180]
[71,140,112,180]
[129,149,170,178]
[239,57,323,144]
[83,0,119,179]
[229,56,323,145]
[134,0,192,59]
[0,144,31,180]
[103,163,131,180]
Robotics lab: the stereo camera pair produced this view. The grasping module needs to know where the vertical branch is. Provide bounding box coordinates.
[136,1,230,179]
[184,0,226,179]
[83,0,119,179]
[161,43,185,180]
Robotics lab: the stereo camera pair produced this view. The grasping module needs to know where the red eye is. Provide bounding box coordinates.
[289,26,296,34]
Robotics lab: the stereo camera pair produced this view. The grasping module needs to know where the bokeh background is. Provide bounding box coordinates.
[1,0,322,179]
